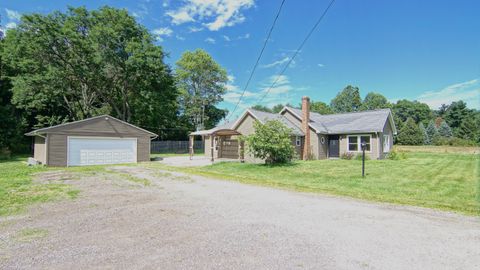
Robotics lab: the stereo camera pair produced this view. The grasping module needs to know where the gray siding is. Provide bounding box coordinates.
[47,134,67,167]
[339,133,380,159]
[136,136,151,162]
[34,136,46,164]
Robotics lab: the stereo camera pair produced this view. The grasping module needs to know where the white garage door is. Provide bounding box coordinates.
[67,137,137,166]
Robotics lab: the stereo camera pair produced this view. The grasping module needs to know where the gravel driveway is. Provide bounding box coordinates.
[1,166,479,270]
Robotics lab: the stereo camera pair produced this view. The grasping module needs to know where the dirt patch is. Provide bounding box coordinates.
[0,166,479,269]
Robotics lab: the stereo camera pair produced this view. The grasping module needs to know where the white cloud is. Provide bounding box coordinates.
[417,79,480,109]
[204,37,216,44]
[317,63,325,67]
[5,22,17,29]
[237,33,250,39]
[166,0,254,31]
[223,35,231,41]
[188,26,203,32]
[261,56,290,68]
[5,9,21,21]
[152,27,173,41]
[176,34,186,41]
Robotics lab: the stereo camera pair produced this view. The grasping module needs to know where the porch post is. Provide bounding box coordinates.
[189,135,194,160]
[210,134,215,162]
[239,140,245,162]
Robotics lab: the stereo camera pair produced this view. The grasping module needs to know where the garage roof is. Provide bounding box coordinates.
[25,115,157,137]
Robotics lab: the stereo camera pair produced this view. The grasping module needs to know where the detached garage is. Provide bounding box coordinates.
[26,115,157,167]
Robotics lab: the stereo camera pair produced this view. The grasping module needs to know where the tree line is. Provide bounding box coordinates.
[0,6,227,155]
[251,85,480,146]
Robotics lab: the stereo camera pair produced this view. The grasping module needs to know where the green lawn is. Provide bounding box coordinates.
[173,151,479,215]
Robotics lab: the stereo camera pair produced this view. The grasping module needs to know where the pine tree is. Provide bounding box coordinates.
[397,118,424,145]
[419,123,429,145]
[425,120,439,145]
[438,121,453,138]
[458,117,478,141]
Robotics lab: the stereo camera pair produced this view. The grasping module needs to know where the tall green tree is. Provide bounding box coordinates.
[438,121,453,137]
[360,92,390,111]
[2,6,177,129]
[251,105,273,113]
[176,49,227,131]
[396,118,424,145]
[392,99,433,125]
[310,101,333,114]
[425,120,439,145]
[272,104,285,113]
[330,85,362,113]
[457,116,478,142]
[444,101,472,135]
[419,123,429,145]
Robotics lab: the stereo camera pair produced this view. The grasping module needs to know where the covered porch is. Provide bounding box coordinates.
[189,129,245,162]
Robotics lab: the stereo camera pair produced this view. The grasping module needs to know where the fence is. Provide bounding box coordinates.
[151,140,204,154]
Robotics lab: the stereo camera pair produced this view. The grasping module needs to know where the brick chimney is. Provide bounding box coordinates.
[302,96,310,160]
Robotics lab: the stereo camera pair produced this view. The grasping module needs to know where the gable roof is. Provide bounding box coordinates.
[25,115,157,137]
[281,107,397,135]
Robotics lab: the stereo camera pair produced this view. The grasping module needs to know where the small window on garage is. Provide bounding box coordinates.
[295,136,301,146]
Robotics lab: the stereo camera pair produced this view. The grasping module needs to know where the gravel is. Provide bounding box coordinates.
[1,166,479,270]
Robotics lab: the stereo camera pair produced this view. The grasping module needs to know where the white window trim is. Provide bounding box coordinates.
[295,136,301,146]
[347,134,372,153]
[383,134,390,153]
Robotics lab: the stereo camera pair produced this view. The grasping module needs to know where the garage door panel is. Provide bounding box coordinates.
[68,137,137,166]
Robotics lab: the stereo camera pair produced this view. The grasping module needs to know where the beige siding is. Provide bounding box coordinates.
[204,136,212,158]
[281,110,302,129]
[339,133,380,159]
[34,136,46,164]
[235,113,257,136]
[136,136,151,162]
[47,134,67,167]
[318,133,328,159]
[378,120,394,158]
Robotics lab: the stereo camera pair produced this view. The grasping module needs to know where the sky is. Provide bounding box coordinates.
[1,0,479,118]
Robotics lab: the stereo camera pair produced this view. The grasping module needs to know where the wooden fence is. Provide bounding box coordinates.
[151,140,204,153]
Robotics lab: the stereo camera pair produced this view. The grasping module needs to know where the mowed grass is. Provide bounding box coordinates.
[181,151,479,215]
[0,156,80,216]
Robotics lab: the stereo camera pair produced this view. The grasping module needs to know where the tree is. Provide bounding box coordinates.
[272,104,285,113]
[360,92,390,111]
[425,120,439,145]
[457,116,478,142]
[176,49,227,131]
[330,85,362,113]
[245,120,295,164]
[396,118,424,145]
[419,123,429,145]
[392,99,433,125]
[2,7,178,129]
[437,121,453,138]
[444,101,472,135]
[251,105,272,113]
[310,101,333,114]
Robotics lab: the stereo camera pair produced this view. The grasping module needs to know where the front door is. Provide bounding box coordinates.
[328,135,339,158]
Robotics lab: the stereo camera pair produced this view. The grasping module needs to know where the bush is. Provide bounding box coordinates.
[354,153,370,160]
[0,148,12,160]
[434,136,477,147]
[386,148,406,160]
[340,152,355,160]
[245,120,295,164]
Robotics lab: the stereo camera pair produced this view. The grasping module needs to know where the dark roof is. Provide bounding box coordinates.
[284,107,396,134]
[25,115,157,137]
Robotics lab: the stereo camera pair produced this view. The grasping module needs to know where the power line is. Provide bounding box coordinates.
[226,0,287,121]
[257,0,336,104]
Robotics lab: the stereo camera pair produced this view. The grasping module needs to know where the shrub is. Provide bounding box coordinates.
[245,120,295,164]
[386,148,406,160]
[434,136,477,147]
[354,153,370,160]
[0,148,12,160]
[340,152,355,160]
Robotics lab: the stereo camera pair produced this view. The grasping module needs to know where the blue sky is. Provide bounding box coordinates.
[1,0,479,118]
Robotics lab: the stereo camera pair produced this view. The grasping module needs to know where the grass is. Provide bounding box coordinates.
[157,149,479,215]
[0,156,79,216]
[396,145,479,154]
[15,228,49,242]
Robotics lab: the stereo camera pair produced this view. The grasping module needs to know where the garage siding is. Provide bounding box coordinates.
[34,136,46,164]
[47,134,68,167]
[136,136,151,162]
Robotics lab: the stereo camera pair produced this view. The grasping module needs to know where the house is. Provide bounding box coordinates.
[190,97,396,162]
[26,115,157,166]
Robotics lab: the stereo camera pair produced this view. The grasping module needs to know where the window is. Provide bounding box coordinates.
[348,136,358,151]
[383,135,390,152]
[347,135,371,152]
[295,136,301,146]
